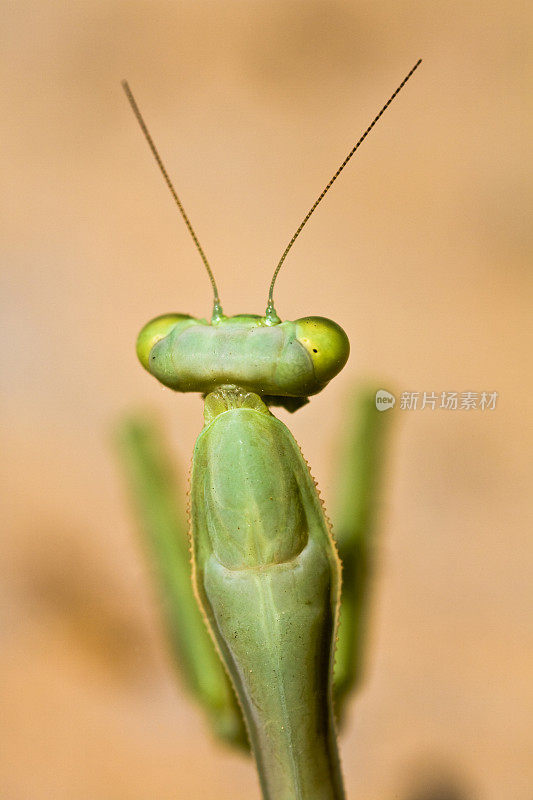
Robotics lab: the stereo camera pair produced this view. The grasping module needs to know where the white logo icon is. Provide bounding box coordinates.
[375,389,396,411]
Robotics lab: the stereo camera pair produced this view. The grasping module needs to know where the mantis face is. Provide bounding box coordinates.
[136,313,350,398]
[122,59,420,411]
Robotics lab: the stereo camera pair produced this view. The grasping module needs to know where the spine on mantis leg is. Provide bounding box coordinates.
[190,386,345,800]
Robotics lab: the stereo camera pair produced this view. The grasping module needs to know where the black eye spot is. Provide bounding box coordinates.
[312,349,318,353]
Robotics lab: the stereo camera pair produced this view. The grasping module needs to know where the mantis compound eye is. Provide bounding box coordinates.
[295,316,350,384]
[136,314,192,370]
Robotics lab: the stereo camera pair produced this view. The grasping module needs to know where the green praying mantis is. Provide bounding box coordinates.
[116,60,421,800]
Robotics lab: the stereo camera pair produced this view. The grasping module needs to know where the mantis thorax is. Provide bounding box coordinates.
[203,386,270,427]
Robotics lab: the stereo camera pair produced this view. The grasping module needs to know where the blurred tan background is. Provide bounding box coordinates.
[2,1,531,798]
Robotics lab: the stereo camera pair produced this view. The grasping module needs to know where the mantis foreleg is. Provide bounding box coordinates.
[115,415,247,748]
[191,387,344,800]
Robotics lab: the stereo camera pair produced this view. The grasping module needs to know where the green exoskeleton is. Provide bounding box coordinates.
[120,61,421,800]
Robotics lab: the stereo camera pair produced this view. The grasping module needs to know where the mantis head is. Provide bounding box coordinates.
[124,60,421,405]
[136,313,349,401]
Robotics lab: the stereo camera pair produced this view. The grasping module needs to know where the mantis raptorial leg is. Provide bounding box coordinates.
[116,384,390,739]
[118,61,420,800]
[115,417,248,749]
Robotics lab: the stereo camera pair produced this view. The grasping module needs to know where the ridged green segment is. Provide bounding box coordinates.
[191,387,345,800]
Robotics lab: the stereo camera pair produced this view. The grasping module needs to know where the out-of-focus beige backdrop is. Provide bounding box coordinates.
[2,2,531,799]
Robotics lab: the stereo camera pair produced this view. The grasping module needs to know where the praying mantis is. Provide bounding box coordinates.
[116,60,421,800]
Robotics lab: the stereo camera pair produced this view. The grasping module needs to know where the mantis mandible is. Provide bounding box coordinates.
[120,60,421,800]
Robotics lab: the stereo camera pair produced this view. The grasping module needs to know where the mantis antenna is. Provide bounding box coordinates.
[122,80,224,322]
[265,58,422,324]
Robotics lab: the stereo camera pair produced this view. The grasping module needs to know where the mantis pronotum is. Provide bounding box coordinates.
[119,60,421,800]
